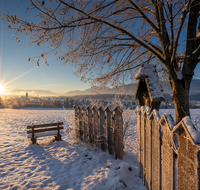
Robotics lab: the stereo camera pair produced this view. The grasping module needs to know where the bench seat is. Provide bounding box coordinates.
[27,130,64,138]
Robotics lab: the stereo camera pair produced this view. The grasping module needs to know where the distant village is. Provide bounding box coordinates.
[0,92,137,109]
[0,92,200,109]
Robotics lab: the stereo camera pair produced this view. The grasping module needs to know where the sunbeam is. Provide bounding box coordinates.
[0,1,4,81]
[3,63,44,86]
[0,84,5,94]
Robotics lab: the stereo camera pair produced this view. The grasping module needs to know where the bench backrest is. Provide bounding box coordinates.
[27,122,63,134]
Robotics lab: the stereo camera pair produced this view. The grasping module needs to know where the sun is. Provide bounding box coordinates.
[0,84,5,94]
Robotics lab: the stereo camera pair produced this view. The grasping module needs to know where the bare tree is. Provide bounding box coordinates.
[1,0,200,123]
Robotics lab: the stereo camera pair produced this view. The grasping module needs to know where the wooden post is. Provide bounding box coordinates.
[73,105,79,139]
[140,106,145,184]
[99,107,106,151]
[87,106,94,144]
[56,122,61,141]
[93,106,99,147]
[150,110,161,190]
[161,114,175,190]
[106,107,114,155]
[114,106,123,160]
[82,106,88,142]
[144,107,151,190]
[172,117,200,190]
[31,124,35,144]
[78,106,83,140]
[135,106,141,174]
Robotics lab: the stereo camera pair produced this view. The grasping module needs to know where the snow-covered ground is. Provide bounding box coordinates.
[1,108,200,190]
[0,108,144,190]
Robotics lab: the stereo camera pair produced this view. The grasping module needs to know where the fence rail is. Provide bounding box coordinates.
[136,105,200,190]
[73,105,123,160]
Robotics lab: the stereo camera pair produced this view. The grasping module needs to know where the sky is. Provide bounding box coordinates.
[1,0,200,95]
[0,0,91,95]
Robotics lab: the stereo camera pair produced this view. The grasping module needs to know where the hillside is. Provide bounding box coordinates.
[64,79,200,96]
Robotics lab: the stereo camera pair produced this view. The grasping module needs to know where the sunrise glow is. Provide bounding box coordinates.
[0,84,5,94]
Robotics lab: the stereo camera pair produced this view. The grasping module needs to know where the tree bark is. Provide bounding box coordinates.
[171,77,191,124]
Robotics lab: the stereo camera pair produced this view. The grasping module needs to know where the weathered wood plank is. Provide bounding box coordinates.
[137,108,141,175]
[99,107,106,151]
[27,126,63,134]
[151,114,161,190]
[106,108,114,155]
[78,107,83,140]
[93,107,100,146]
[145,114,152,190]
[82,108,88,142]
[140,110,145,184]
[162,120,175,190]
[74,106,79,139]
[27,130,64,138]
[114,107,123,160]
[27,122,63,129]
[87,107,94,143]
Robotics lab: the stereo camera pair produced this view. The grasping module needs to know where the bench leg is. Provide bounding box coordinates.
[31,137,37,144]
[54,134,62,141]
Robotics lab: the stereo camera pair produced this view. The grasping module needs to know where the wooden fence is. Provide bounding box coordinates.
[136,105,200,190]
[73,105,123,160]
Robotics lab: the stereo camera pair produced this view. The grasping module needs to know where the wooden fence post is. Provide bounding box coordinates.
[99,106,107,151]
[161,114,176,190]
[73,105,79,139]
[114,106,123,160]
[106,107,114,155]
[93,106,99,147]
[149,110,161,190]
[172,117,200,190]
[140,106,145,184]
[144,107,151,190]
[78,106,83,140]
[87,106,94,144]
[82,106,88,142]
[135,106,141,174]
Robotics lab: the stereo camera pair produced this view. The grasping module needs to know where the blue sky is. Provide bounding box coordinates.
[1,0,200,95]
[0,0,91,94]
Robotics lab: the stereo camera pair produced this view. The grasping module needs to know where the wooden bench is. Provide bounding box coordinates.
[27,122,64,144]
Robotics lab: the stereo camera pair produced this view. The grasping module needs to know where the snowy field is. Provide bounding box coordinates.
[0,108,200,190]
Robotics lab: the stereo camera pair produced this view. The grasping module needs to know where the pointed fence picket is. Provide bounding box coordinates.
[136,105,200,190]
[73,105,123,160]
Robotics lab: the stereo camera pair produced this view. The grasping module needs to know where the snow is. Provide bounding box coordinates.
[182,116,200,144]
[0,108,145,190]
[175,69,183,80]
[135,64,165,101]
[151,109,161,123]
[1,108,200,189]
[144,106,151,117]
[161,114,176,130]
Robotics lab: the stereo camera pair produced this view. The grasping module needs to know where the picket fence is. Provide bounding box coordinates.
[136,105,200,190]
[73,105,123,160]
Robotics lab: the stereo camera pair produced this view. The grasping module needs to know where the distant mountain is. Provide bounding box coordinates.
[10,79,200,97]
[10,89,57,96]
[161,79,200,94]
[64,79,200,97]
[64,84,137,96]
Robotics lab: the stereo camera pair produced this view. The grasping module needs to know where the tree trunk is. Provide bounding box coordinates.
[171,78,191,124]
